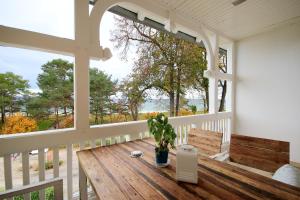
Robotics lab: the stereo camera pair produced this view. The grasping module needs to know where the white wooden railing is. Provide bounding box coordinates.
[0,112,231,200]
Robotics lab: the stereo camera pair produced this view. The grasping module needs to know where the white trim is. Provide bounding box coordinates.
[0,112,231,156]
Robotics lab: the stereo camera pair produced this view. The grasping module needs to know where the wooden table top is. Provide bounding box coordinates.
[77,138,300,200]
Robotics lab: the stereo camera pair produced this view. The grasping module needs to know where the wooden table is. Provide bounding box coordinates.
[77,139,300,200]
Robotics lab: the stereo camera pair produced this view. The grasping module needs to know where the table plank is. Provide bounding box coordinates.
[77,139,300,200]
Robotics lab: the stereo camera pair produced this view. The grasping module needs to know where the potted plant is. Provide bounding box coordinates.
[147,113,176,164]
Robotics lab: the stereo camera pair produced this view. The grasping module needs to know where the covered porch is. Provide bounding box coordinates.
[0,0,300,199]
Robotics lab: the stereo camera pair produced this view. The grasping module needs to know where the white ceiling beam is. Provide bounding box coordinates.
[204,70,233,81]
[0,25,111,61]
[0,25,76,56]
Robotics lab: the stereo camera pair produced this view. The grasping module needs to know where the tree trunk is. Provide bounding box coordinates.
[63,106,67,116]
[175,67,181,116]
[1,106,5,124]
[169,92,175,117]
[55,108,59,129]
[218,80,227,112]
[169,64,175,117]
[204,87,209,112]
[95,110,99,124]
[131,105,138,121]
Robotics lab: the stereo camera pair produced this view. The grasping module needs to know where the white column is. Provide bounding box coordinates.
[74,0,90,130]
[226,42,236,133]
[208,34,219,114]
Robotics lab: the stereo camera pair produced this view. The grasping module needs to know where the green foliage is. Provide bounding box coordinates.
[90,68,117,124]
[37,59,74,127]
[111,16,208,116]
[0,72,29,124]
[13,187,54,200]
[45,160,63,170]
[37,119,55,131]
[147,113,176,153]
[25,95,49,119]
[188,105,197,114]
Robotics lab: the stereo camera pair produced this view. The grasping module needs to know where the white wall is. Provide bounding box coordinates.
[235,19,300,162]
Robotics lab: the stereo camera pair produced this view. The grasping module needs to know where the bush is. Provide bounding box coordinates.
[2,113,37,134]
[13,187,54,200]
[45,160,63,170]
[37,119,55,131]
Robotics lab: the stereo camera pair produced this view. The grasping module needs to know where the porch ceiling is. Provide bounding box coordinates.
[156,0,300,40]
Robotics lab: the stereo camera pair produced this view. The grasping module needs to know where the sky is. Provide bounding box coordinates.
[0,0,134,92]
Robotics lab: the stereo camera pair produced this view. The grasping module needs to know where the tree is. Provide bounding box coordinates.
[111,16,208,117]
[218,49,227,112]
[2,113,37,134]
[37,59,73,128]
[0,72,29,124]
[25,95,49,119]
[119,73,150,121]
[90,68,117,124]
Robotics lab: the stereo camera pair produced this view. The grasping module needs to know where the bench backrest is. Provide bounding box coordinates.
[188,128,223,156]
[230,134,290,173]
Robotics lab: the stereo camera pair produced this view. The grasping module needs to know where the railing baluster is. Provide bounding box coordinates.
[101,139,106,146]
[120,135,126,143]
[91,140,96,148]
[183,125,187,144]
[80,141,85,150]
[38,148,45,200]
[4,154,13,200]
[22,151,30,200]
[53,147,59,178]
[67,144,73,199]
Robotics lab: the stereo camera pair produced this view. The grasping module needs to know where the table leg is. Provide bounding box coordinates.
[79,163,88,200]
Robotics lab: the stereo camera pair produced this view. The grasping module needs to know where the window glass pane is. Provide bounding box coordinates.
[218,79,227,112]
[218,48,227,73]
[0,0,74,39]
[0,47,74,135]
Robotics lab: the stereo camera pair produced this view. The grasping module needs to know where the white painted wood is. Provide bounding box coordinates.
[183,125,187,144]
[53,147,59,178]
[0,25,75,56]
[120,135,127,143]
[74,0,93,132]
[158,0,300,40]
[67,144,73,199]
[90,140,96,148]
[80,141,85,150]
[0,178,63,200]
[38,148,45,200]
[0,113,232,156]
[4,155,12,190]
[22,151,30,200]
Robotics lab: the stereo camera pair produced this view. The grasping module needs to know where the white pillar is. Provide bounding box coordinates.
[74,0,90,130]
[226,42,236,132]
[208,34,219,114]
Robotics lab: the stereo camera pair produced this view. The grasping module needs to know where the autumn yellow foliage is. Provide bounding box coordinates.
[178,109,193,116]
[143,112,159,119]
[2,113,37,134]
[60,115,74,128]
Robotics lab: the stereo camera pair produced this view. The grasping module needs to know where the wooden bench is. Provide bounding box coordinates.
[229,134,290,174]
[188,128,227,159]
[0,178,63,200]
